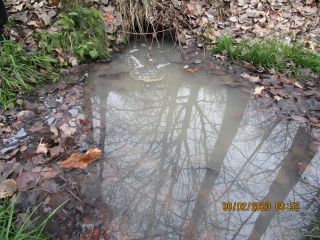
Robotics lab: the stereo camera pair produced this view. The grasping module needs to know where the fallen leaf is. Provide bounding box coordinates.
[253,86,265,95]
[241,73,260,83]
[41,180,62,193]
[50,126,59,138]
[214,54,226,62]
[69,57,78,67]
[54,48,63,54]
[274,95,282,101]
[184,66,199,73]
[58,55,65,63]
[294,81,303,89]
[16,172,40,192]
[36,142,49,155]
[59,148,102,169]
[49,146,64,158]
[186,4,195,15]
[59,123,76,136]
[290,115,308,124]
[104,14,114,23]
[41,167,60,179]
[0,179,17,199]
[16,110,35,120]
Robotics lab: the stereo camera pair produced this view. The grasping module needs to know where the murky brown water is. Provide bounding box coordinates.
[88,43,320,240]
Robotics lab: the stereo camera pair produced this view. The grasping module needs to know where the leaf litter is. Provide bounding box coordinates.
[0,74,111,238]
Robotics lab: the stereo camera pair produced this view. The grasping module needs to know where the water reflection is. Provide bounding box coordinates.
[89,44,319,240]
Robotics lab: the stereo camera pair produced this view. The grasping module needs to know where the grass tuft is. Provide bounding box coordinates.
[212,36,320,78]
[39,6,111,63]
[0,198,64,240]
[0,40,59,109]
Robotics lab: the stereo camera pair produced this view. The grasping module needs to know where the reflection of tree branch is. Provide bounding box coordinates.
[248,127,317,240]
[184,88,249,239]
[217,118,280,202]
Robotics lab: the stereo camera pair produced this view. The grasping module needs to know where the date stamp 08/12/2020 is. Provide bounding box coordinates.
[222,201,300,212]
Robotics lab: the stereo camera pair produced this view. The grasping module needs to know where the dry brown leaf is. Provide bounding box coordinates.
[50,126,59,138]
[69,57,78,67]
[290,115,308,124]
[54,48,63,54]
[49,145,64,158]
[274,95,282,101]
[0,179,17,199]
[36,142,49,155]
[294,81,303,89]
[59,123,76,136]
[16,172,40,192]
[104,15,114,23]
[58,55,65,63]
[253,86,265,95]
[186,4,195,15]
[59,148,102,169]
[184,66,199,73]
[241,73,260,83]
[41,167,60,179]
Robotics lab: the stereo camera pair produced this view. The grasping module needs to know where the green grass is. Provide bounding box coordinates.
[212,36,320,78]
[0,40,59,109]
[304,215,320,239]
[38,6,111,64]
[0,198,63,240]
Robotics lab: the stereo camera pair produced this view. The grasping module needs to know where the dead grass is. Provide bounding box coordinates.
[116,0,155,33]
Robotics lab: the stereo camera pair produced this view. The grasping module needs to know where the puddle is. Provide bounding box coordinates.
[88,43,320,240]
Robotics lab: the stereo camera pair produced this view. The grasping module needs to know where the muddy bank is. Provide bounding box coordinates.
[0,67,113,239]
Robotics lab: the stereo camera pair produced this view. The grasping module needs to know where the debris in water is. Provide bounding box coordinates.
[183,66,199,73]
[129,55,144,69]
[157,63,171,69]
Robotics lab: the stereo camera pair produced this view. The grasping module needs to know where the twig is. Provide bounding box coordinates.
[66,187,82,203]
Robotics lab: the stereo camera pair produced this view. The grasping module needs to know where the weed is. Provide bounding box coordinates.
[0,198,64,240]
[212,36,320,79]
[39,6,111,63]
[0,40,59,108]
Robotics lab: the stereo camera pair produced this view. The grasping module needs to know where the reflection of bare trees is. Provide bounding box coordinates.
[248,127,317,240]
[184,87,249,239]
[90,76,318,239]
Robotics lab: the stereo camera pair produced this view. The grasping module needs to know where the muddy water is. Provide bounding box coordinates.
[88,43,320,240]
